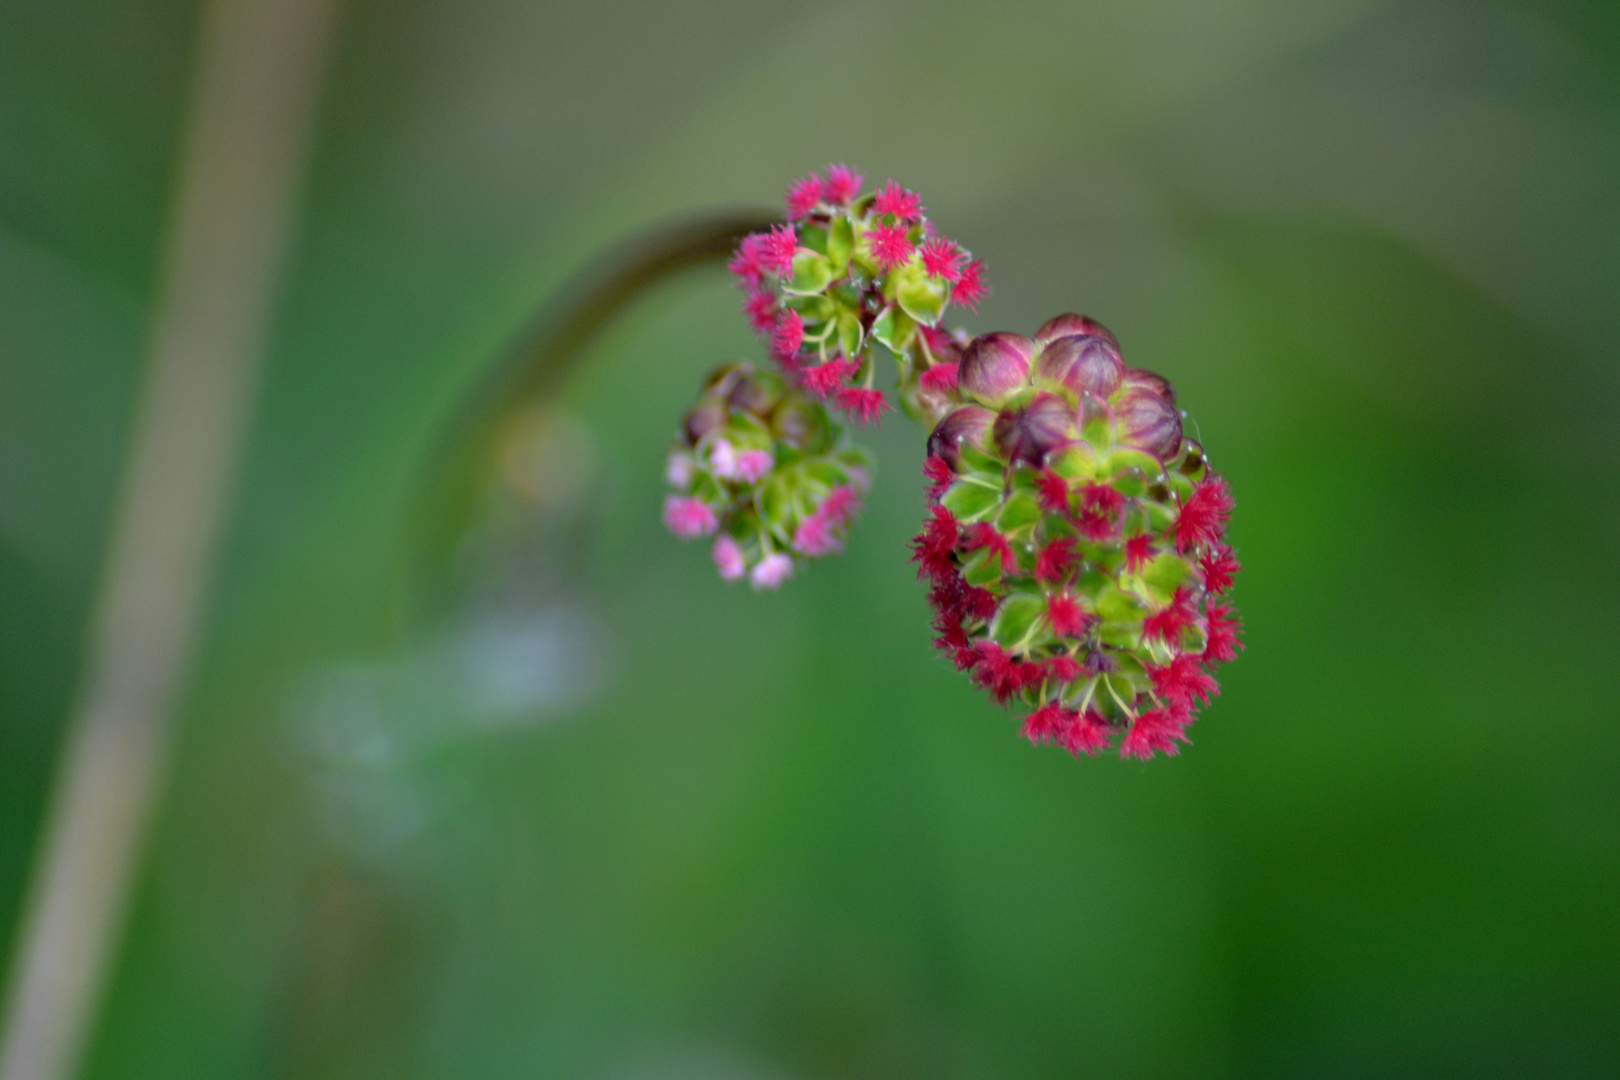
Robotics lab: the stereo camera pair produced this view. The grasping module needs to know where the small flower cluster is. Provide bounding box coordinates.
[730,165,988,428]
[663,362,872,589]
[911,315,1243,759]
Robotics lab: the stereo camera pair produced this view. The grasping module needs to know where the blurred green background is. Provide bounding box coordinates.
[3,0,1619,1077]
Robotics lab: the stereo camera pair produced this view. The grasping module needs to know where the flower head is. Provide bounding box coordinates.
[952,259,989,311]
[835,386,891,425]
[663,495,718,538]
[824,163,863,204]
[785,173,822,219]
[920,238,965,282]
[873,179,924,221]
[867,223,915,270]
[750,553,795,591]
[712,535,746,581]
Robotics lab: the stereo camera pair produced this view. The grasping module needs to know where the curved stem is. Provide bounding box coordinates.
[406,207,779,604]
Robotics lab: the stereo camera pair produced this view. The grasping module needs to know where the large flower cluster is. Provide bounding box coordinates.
[911,315,1242,759]
[663,362,871,590]
[729,165,988,427]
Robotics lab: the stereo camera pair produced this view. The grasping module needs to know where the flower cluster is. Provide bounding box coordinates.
[663,362,871,589]
[730,165,988,428]
[662,168,1241,760]
[911,315,1242,759]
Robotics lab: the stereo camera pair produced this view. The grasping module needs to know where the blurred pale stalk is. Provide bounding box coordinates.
[0,2,339,1078]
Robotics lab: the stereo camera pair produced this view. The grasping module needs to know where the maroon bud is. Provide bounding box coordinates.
[728,372,778,415]
[1118,367,1176,408]
[958,332,1035,406]
[700,362,748,400]
[926,405,996,470]
[683,401,726,445]
[1114,382,1183,460]
[1034,313,1119,350]
[1035,334,1125,398]
[992,392,1074,467]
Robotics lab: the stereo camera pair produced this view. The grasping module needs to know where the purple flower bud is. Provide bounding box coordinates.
[728,371,779,415]
[1114,382,1183,460]
[1034,313,1119,350]
[926,405,995,470]
[1119,367,1176,408]
[683,401,726,445]
[1034,334,1125,398]
[992,392,1074,467]
[958,332,1035,406]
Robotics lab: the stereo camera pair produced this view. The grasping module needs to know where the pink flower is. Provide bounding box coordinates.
[1120,705,1191,760]
[712,535,746,581]
[873,179,924,221]
[919,363,959,393]
[835,386,891,425]
[664,453,695,489]
[1148,654,1219,707]
[920,237,964,282]
[971,642,1040,704]
[1022,701,1073,746]
[1143,587,1197,644]
[964,522,1017,575]
[800,358,858,397]
[1046,594,1089,637]
[910,505,959,581]
[1124,534,1156,574]
[771,309,804,359]
[824,163,863,204]
[743,290,776,334]
[818,485,860,526]
[734,448,773,484]
[1199,544,1241,594]
[757,224,800,276]
[952,259,989,311]
[728,233,766,289]
[1036,469,1069,513]
[1035,537,1076,585]
[708,438,739,479]
[1060,710,1113,757]
[663,495,718,538]
[1176,476,1234,553]
[1203,603,1243,663]
[922,455,953,501]
[867,223,914,270]
[1044,655,1083,683]
[785,173,822,219]
[750,552,795,591]
[792,514,839,557]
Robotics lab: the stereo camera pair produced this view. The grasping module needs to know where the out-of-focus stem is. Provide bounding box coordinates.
[409,209,777,593]
[0,2,338,1078]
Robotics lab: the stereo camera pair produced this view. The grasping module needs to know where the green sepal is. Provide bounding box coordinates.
[1094,582,1144,622]
[785,250,834,296]
[1048,442,1099,480]
[1165,470,1196,502]
[1102,673,1138,712]
[1097,621,1139,649]
[827,216,856,271]
[893,263,947,326]
[941,477,1001,522]
[1143,500,1178,533]
[996,491,1042,537]
[871,304,917,353]
[758,474,794,530]
[1110,470,1148,498]
[1104,447,1164,479]
[836,308,864,358]
[798,224,829,256]
[961,546,1003,588]
[956,440,1004,477]
[788,294,837,324]
[1081,405,1111,448]
[991,592,1048,651]
[1138,553,1194,603]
